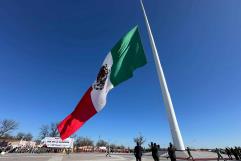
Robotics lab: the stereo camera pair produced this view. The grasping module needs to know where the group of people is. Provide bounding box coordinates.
[167,144,194,161]
[0,144,66,154]
[150,142,160,161]
[217,147,241,161]
[134,142,177,161]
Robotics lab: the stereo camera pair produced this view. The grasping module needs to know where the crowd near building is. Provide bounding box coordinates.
[0,137,130,154]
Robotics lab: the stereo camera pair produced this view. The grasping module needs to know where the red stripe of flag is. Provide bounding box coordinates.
[57,87,97,140]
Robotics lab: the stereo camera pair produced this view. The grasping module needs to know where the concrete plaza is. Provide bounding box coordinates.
[0,153,148,161]
[0,152,232,161]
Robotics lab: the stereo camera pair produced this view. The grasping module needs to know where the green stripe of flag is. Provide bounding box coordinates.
[110,26,147,86]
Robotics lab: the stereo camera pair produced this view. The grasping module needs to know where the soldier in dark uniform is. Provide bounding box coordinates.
[156,144,160,161]
[151,142,159,161]
[238,147,241,159]
[225,148,232,160]
[168,143,176,161]
[134,142,142,161]
[231,148,239,160]
[150,142,155,160]
[216,148,226,161]
[234,147,240,160]
[186,147,194,161]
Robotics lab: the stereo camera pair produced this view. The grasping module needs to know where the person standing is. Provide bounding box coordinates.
[231,148,239,160]
[134,142,142,161]
[168,143,176,161]
[150,142,156,161]
[216,148,226,161]
[106,145,111,157]
[225,148,232,160]
[151,142,159,161]
[186,147,194,161]
[156,144,160,161]
[234,147,240,160]
[238,147,241,159]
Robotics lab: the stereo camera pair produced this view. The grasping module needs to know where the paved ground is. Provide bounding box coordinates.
[0,153,152,161]
[0,152,235,161]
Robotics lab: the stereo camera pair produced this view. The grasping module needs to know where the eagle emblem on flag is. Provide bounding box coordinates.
[93,64,109,90]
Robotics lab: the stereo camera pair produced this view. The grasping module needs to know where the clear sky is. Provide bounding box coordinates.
[0,0,241,149]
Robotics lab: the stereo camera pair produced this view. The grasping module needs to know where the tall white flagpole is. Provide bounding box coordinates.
[140,0,185,150]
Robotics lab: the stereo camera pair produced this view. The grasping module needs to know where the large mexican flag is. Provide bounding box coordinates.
[58,26,147,140]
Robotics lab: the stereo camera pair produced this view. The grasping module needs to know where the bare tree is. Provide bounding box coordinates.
[70,134,77,139]
[39,125,49,139]
[2,133,14,139]
[96,139,108,147]
[133,133,146,146]
[118,145,125,149]
[0,119,18,137]
[25,133,33,141]
[49,123,59,137]
[16,132,33,141]
[39,122,59,139]
[110,144,125,149]
[75,137,94,147]
[110,143,117,149]
[16,132,25,140]
[35,139,41,144]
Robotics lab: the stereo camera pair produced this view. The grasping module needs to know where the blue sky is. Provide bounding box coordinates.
[0,0,241,148]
